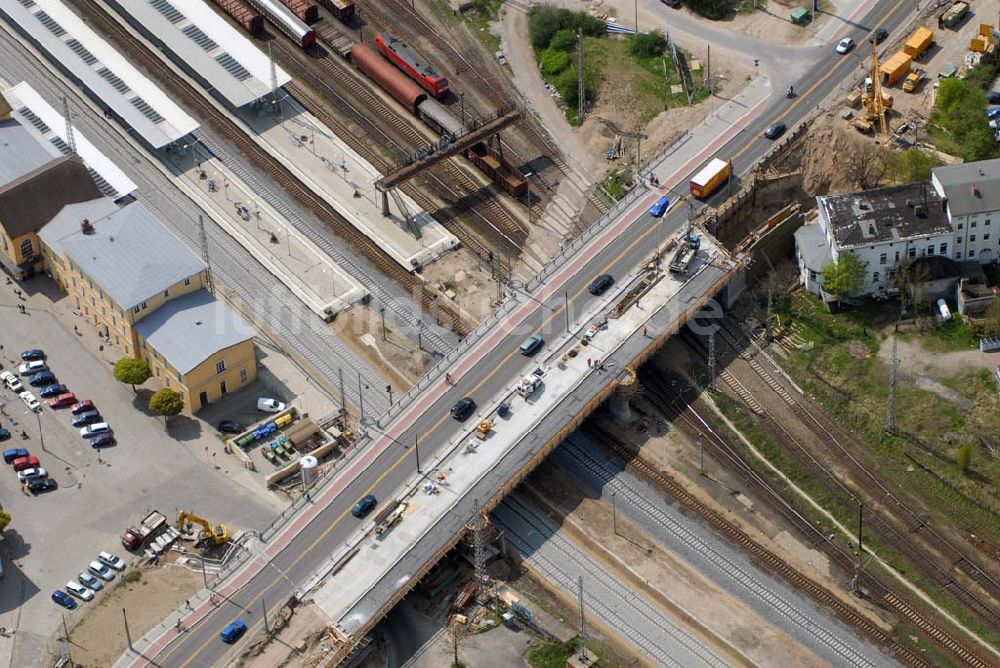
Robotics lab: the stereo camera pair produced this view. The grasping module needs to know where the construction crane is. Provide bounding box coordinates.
[177,511,229,546]
[862,41,890,143]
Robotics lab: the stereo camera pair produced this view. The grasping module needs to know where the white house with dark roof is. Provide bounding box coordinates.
[931,158,1000,263]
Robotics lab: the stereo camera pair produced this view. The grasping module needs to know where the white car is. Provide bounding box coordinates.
[19,391,41,412]
[65,581,94,601]
[18,360,46,375]
[80,422,110,438]
[256,397,286,413]
[0,371,23,392]
[98,551,126,571]
[88,561,115,581]
[78,571,103,591]
[17,467,47,482]
[836,37,855,54]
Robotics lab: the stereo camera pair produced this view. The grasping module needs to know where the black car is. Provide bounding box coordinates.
[587,274,614,296]
[27,477,56,494]
[71,410,101,428]
[351,494,378,518]
[989,91,1000,105]
[764,121,787,140]
[869,27,889,43]
[451,397,477,421]
[89,433,115,449]
[20,349,45,362]
[217,420,245,435]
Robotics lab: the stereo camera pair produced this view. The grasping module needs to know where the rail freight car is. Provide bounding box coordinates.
[211,0,264,35]
[351,42,427,113]
[467,142,528,198]
[375,32,449,98]
[245,0,316,47]
[317,0,354,22]
[277,0,319,24]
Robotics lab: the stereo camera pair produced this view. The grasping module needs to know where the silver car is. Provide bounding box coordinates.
[98,551,126,571]
[88,561,115,582]
[65,581,94,601]
[78,571,103,591]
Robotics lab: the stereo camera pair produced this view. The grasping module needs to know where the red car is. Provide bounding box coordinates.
[49,392,77,409]
[12,455,40,472]
[71,400,95,415]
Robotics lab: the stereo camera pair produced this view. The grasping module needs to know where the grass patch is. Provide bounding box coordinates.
[902,317,979,352]
[123,570,142,584]
[599,169,636,201]
[528,637,578,668]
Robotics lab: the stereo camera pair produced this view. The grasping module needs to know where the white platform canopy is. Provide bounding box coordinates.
[108,0,291,108]
[3,80,138,200]
[0,0,199,148]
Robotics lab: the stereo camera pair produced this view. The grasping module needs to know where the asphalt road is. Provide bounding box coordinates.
[138,1,921,665]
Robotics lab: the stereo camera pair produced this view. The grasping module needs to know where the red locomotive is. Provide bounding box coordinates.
[374,32,449,98]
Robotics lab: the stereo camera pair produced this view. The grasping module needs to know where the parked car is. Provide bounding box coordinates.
[20,349,45,361]
[648,196,671,218]
[71,399,95,415]
[88,561,115,581]
[18,360,46,375]
[89,433,115,449]
[256,398,286,413]
[220,619,247,644]
[79,571,103,590]
[587,273,615,296]
[12,455,40,472]
[217,420,245,435]
[27,477,56,494]
[48,392,77,408]
[17,467,47,482]
[71,410,102,428]
[764,121,787,140]
[40,384,68,398]
[19,391,41,412]
[51,590,77,610]
[28,371,56,387]
[98,551,127,571]
[351,494,378,519]
[519,335,544,356]
[0,371,23,392]
[80,423,111,438]
[836,37,855,54]
[0,429,11,442]
[65,581,94,602]
[2,448,28,464]
[450,397,476,421]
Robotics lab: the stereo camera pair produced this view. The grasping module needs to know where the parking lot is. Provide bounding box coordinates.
[0,293,283,666]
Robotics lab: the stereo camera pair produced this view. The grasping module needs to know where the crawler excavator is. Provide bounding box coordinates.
[177,511,229,546]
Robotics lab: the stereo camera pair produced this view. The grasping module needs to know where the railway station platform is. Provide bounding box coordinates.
[312,231,738,646]
[2,79,137,201]
[238,100,460,272]
[166,144,367,320]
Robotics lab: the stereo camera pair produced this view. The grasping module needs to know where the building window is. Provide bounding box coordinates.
[908,247,916,259]
[956,251,962,259]
[873,271,880,282]
[985,234,991,241]
[970,235,976,243]
[927,245,934,255]
[888,269,896,281]
[957,237,963,245]
[940,243,947,254]
[894,251,900,262]
[215,360,226,374]
[971,221,977,228]
[879,253,887,265]
[19,238,32,258]
[809,270,818,281]
[239,368,248,382]
[184,277,191,286]
[986,220,991,226]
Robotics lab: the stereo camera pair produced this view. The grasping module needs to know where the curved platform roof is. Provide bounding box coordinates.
[107,0,291,108]
[0,0,199,148]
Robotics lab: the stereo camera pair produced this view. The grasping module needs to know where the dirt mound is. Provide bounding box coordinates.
[777,114,869,196]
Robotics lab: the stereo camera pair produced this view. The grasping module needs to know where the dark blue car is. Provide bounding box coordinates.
[52,590,77,610]
[3,448,28,463]
[28,371,56,387]
[220,619,247,643]
[71,410,101,428]
[20,349,45,362]
[89,433,115,449]
[40,384,68,398]
[648,196,670,218]
[0,430,11,443]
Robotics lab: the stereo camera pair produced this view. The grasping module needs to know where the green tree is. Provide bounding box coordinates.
[628,31,668,59]
[889,148,942,184]
[0,509,10,532]
[821,252,867,297]
[148,388,184,421]
[549,28,578,52]
[113,357,151,391]
[685,0,734,20]
[528,6,565,50]
[934,79,996,162]
[539,48,571,75]
[956,442,973,473]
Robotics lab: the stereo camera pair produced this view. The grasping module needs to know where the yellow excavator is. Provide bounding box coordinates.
[177,511,229,546]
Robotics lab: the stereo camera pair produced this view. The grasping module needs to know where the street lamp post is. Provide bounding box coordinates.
[611,491,618,535]
[386,384,394,406]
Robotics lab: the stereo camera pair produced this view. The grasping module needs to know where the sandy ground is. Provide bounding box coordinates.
[240,603,332,667]
[878,336,1000,378]
[67,564,201,668]
[715,1,836,44]
[422,253,505,323]
[331,305,433,389]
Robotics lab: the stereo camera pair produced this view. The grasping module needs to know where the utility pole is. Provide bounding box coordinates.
[198,215,214,296]
[357,371,366,426]
[262,597,270,633]
[414,432,421,473]
[858,503,865,553]
[707,331,716,391]
[577,576,589,661]
[577,28,586,121]
[268,41,281,120]
[122,608,133,651]
[885,335,897,434]
[470,499,488,602]
[611,491,618,535]
[62,96,76,156]
[698,432,705,476]
[338,367,346,421]
[564,291,570,333]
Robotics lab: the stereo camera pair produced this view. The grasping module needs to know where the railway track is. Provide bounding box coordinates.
[705,316,1000,626]
[559,434,900,667]
[635,367,997,668]
[67,0,471,335]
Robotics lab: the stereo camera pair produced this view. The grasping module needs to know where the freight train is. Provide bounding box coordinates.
[244,0,316,46]
[276,0,318,24]
[210,0,264,35]
[374,32,449,98]
[317,0,354,22]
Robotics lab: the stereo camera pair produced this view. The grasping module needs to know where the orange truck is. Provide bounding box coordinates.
[689,158,731,199]
[904,27,933,59]
[880,51,912,86]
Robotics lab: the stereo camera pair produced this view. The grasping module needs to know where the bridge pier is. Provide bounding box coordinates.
[608,367,638,422]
